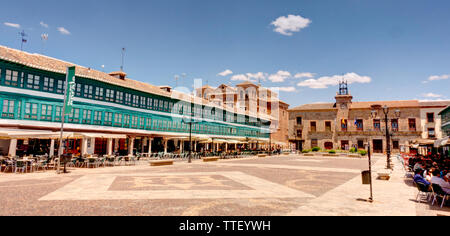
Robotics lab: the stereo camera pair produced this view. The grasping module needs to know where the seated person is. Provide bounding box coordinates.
[414,161,424,172]
[414,169,430,187]
[430,169,450,194]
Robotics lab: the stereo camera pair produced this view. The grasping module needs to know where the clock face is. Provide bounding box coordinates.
[340,103,347,109]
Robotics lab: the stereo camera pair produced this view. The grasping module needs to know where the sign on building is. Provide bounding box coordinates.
[64,66,76,115]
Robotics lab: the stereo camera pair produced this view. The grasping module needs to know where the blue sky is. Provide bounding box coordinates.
[1,0,449,107]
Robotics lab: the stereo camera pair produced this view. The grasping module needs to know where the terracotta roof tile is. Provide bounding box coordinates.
[289,103,336,111]
[0,45,272,120]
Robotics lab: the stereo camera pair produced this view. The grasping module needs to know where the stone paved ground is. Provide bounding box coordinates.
[0,154,448,216]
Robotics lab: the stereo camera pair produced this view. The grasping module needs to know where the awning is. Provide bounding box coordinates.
[413,139,435,146]
[434,137,449,148]
[5,131,75,139]
[75,133,127,139]
[213,139,228,144]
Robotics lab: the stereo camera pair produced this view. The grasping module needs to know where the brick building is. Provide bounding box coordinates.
[196,82,290,148]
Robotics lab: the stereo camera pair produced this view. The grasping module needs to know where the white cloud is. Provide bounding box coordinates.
[294,72,315,79]
[57,27,71,35]
[271,14,311,36]
[231,72,267,82]
[40,21,49,28]
[268,70,292,83]
[231,74,253,82]
[218,69,233,77]
[424,74,450,83]
[297,73,372,89]
[246,72,267,81]
[4,22,20,28]
[269,86,296,92]
[422,93,443,98]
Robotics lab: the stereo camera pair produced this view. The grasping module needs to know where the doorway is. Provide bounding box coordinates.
[373,140,383,153]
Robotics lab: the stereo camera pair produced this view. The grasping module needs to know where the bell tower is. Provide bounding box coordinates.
[335,80,353,122]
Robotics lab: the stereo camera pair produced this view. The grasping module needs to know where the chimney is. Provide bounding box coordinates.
[108,71,127,80]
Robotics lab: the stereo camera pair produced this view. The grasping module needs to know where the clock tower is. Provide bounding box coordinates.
[335,81,353,121]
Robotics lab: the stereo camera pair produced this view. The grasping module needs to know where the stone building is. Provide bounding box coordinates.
[288,82,450,154]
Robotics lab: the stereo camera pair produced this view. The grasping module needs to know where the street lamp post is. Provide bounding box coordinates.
[371,105,400,170]
[182,117,198,164]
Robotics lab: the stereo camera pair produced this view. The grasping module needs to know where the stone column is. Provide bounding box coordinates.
[148,138,153,156]
[107,138,113,156]
[128,137,135,156]
[164,139,168,154]
[225,143,228,152]
[81,138,88,156]
[194,141,197,152]
[180,140,184,153]
[49,139,55,157]
[8,139,17,157]
[114,139,119,153]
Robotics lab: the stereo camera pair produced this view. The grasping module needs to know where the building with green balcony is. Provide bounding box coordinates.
[0,45,270,157]
[439,106,450,137]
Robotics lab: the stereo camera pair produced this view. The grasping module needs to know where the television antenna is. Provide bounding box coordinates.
[19,30,27,51]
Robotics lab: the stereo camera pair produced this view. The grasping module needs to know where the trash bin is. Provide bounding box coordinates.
[361,170,371,185]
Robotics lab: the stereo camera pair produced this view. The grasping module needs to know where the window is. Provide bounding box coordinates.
[43,77,55,92]
[132,95,139,107]
[82,110,92,124]
[5,70,19,86]
[105,89,115,102]
[40,104,52,121]
[139,117,145,129]
[145,117,152,130]
[93,111,102,125]
[324,142,333,150]
[355,119,363,131]
[131,116,138,128]
[310,122,317,132]
[408,118,416,131]
[123,114,130,127]
[427,113,435,123]
[373,119,381,131]
[140,97,146,108]
[357,140,365,149]
[393,140,399,150]
[68,108,80,123]
[296,117,302,125]
[75,83,82,96]
[26,74,40,90]
[325,121,332,132]
[114,114,123,127]
[56,80,66,94]
[147,98,153,109]
[296,129,302,138]
[104,112,113,126]
[341,119,348,132]
[95,87,104,100]
[84,85,93,98]
[2,99,15,118]
[24,103,38,120]
[125,93,131,105]
[311,139,318,148]
[391,119,399,132]
[116,91,124,103]
[428,128,435,138]
[55,106,63,122]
